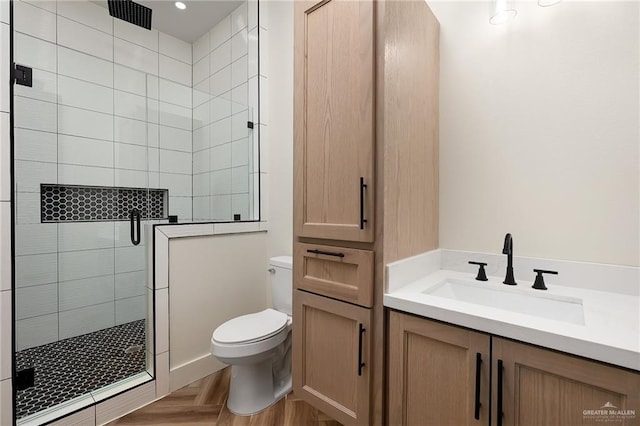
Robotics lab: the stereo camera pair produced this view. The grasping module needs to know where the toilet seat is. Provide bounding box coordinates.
[213,309,288,345]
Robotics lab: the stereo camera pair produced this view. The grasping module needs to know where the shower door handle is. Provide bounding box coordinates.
[130,209,141,246]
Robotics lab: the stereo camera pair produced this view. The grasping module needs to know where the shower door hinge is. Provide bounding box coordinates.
[15,367,35,391]
[13,63,33,87]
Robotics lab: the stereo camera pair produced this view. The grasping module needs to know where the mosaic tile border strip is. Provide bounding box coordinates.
[40,184,168,222]
[15,320,147,419]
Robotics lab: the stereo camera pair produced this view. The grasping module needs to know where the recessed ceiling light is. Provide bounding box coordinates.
[175,2,186,10]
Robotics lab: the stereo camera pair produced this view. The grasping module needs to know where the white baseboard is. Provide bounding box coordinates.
[169,353,227,392]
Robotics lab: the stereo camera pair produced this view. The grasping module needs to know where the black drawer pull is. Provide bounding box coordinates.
[497,359,504,426]
[306,249,345,258]
[474,352,482,420]
[357,323,365,376]
[359,177,367,230]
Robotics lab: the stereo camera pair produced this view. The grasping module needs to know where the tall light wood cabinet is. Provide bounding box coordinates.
[293,0,440,424]
[388,312,640,426]
[294,0,375,244]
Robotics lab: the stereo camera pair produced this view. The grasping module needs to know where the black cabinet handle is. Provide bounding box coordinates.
[357,323,365,376]
[306,249,345,258]
[130,209,141,246]
[474,352,482,420]
[359,177,367,230]
[497,359,504,426]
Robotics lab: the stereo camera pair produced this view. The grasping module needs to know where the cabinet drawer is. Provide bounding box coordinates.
[294,243,374,308]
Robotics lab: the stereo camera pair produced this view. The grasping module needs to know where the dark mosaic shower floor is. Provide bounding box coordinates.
[16,320,146,419]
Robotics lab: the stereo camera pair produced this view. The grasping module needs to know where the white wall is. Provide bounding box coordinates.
[264,1,293,265]
[168,232,268,390]
[431,1,639,266]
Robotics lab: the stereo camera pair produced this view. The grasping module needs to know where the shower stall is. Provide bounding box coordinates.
[11,0,259,423]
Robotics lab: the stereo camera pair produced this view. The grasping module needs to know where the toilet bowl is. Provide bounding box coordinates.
[211,256,293,416]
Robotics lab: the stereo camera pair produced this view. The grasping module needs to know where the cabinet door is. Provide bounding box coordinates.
[294,242,374,307]
[293,0,375,243]
[293,290,371,425]
[388,312,490,426]
[492,337,640,426]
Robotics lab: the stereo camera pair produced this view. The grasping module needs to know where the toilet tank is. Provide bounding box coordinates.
[270,256,292,315]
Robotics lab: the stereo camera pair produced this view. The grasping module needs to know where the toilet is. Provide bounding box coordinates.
[211,256,293,415]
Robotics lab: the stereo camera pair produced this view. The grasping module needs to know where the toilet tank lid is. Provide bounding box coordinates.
[270,256,292,269]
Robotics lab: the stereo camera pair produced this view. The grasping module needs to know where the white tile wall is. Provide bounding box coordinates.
[0,114,10,200]
[116,295,145,325]
[59,248,115,282]
[160,54,191,86]
[14,96,56,132]
[115,142,148,171]
[15,283,57,320]
[114,19,158,51]
[115,246,146,274]
[15,223,57,255]
[159,79,191,108]
[14,32,56,72]
[57,0,112,34]
[14,68,57,103]
[114,37,158,75]
[58,222,114,251]
[159,149,191,174]
[59,301,115,339]
[14,128,56,164]
[58,105,114,141]
[58,46,114,87]
[15,253,57,288]
[58,164,114,186]
[0,378,11,425]
[190,1,260,221]
[159,32,191,64]
[0,290,12,378]
[14,0,56,42]
[0,203,10,289]
[58,134,114,168]
[159,125,191,152]
[115,271,146,299]
[115,64,146,96]
[59,275,114,311]
[114,116,146,145]
[14,159,56,192]
[114,90,147,121]
[58,16,113,61]
[16,313,58,350]
[159,101,191,130]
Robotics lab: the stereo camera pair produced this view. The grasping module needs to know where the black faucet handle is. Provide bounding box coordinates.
[469,261,488,282]
[532,269,558,290]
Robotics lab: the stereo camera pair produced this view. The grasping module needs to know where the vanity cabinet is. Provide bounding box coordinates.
[293,290,372,425]
[493,337,640,426]
[388,311,490,426]
[389,311,640,426]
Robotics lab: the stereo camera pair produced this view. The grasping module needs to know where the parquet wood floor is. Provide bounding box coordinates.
[108,368,341,426]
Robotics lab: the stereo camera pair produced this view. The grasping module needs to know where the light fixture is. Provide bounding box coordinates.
[490,0,517,25]
[538,0,562,6]
[175,1,186,10]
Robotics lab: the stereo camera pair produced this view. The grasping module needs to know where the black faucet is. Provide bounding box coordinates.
[502,233,517,285]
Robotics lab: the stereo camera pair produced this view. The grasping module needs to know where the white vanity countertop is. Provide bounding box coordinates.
[384,251,640,371]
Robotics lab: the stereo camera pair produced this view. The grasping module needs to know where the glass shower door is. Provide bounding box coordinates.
[13,20,155,421]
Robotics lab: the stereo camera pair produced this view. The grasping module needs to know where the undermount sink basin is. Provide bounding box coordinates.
[423,279,585,325]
